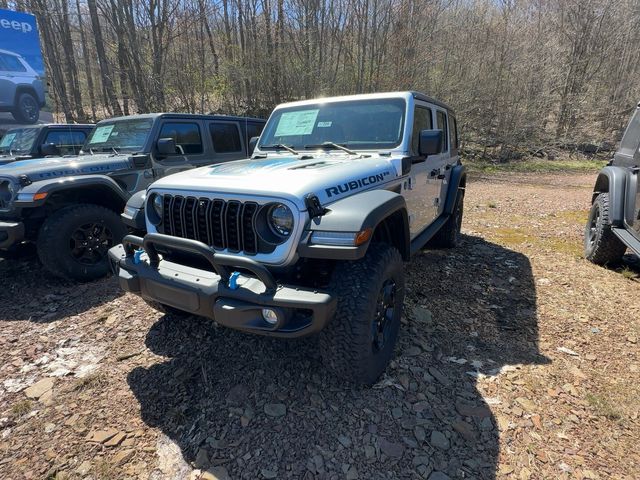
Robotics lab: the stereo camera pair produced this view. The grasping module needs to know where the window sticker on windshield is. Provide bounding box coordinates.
[0,133,17,147]
[317,121,332,128]
[90,125,115,144]
[274,109,319,136]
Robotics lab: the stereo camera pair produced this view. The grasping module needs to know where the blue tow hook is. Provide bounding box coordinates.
[229,271,241,290]
[133,248,145,264]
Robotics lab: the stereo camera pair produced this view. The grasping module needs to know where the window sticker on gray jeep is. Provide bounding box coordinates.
[90,125,115,144]
[275,109,319,136]
[317,121,332,128]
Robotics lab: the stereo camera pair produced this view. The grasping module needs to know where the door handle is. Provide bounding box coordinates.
[437,174,446,180]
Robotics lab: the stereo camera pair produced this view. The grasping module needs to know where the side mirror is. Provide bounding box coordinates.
[248,136,259,155]
[41,143,60,156]
[156,137,176,156]
[418,129,443,156]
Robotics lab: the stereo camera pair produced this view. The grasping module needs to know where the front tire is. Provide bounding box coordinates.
[12,92,40,124]
[320,243,405,385]
[37,204,127,281]
[584,193,626,265]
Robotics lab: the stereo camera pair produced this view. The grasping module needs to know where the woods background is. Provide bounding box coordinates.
[2,0,640,157]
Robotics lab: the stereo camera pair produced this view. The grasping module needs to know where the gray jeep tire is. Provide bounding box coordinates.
[320,243,405,385]
[12,92,40,124]
[37,204,127,281]
[584,193,626,265]
[429,189,464,248]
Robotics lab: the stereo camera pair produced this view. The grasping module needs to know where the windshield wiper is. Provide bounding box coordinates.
[304,142,357,155]
[261,144,299,155]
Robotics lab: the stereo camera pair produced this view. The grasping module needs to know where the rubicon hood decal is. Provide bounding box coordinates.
[325,172,391,198]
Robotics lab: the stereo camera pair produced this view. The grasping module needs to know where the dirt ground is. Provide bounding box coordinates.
[0,171,638,480]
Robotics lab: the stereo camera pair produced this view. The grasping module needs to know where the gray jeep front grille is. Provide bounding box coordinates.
[159,195,259,255]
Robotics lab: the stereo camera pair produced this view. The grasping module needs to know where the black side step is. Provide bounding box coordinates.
[612,228,640,256]
[409,214,449,256]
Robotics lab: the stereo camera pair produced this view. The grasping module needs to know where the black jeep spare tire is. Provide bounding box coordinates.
[320,243,405,385]
[584,193,626,265]
[37,204,127,281]
[12,92,40,124]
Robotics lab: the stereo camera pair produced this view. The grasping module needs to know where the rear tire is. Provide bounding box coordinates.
[37,204,127,281]
[12,92,40,124]
[320,243,405,385]
[584,193,626,265]
[429,189,464,248]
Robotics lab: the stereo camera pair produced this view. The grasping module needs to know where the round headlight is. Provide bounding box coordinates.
[268,203,294,237]
[147,193,163,226]
[152,194,163,217]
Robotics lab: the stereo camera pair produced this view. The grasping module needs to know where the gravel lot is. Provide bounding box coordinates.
[0,171,638,480]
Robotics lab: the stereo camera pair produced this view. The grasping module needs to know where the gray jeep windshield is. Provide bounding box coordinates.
[259,98,406,151]
[0,127,39,155]
[82,118,153,153]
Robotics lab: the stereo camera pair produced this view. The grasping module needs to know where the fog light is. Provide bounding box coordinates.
[262,308,278,325]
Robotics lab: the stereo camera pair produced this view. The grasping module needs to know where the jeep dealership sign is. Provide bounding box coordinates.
[0,8,44,76]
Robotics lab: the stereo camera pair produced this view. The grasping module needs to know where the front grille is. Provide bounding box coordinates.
[159,195,260,255]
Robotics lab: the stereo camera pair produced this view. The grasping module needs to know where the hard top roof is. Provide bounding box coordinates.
[96,112,266,124]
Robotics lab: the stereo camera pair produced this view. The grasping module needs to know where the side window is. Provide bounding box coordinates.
[246,122,265,143]
[449,115,459,153]
[411,106,433,156]
[158,122,203,154]
[0,54,26,73]
[436,111,449,152]
[210,122,242,153]
[44,130,88,155]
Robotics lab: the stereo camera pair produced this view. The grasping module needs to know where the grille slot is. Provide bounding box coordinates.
[159,194,260,255]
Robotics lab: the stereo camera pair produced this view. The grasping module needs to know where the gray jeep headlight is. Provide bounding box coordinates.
[147,193,163,225]
[267,203,294,237]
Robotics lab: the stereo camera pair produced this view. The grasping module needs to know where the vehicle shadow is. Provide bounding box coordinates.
[0,244,123,322]
[127,234,548,479]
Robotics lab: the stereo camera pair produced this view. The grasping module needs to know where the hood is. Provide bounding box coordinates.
[0,154,32,166]
[0,154,131,183]
[149,153,402,210]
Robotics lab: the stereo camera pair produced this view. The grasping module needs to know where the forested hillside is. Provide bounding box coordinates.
[3,0,640,153]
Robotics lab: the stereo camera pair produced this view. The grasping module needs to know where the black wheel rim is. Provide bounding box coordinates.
[371,278,397,352]
[69,222,114,265]
[587,205,600,247]
[21,96,37,122]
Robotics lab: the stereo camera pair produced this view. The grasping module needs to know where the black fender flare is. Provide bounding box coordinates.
[298,189,409,260]
[14,175,130,209]
[122,190,147,231]
[443,164,466,215]
[592,166,629,226]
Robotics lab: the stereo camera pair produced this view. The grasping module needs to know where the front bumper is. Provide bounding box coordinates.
[108,233,336,338]
[0,221,24,249]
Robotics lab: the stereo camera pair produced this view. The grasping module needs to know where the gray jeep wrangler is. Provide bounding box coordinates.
[585,103,640,264]
[0,113,265,280]
[108,92,466,384]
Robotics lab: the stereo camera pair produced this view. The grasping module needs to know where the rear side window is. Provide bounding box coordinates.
[436,111,449,152]
[158,122,203,154]
[210,122,242,153]
[411,106,433,156]
[44,130,88,155]
[449,115,459,151]
[0,54,26,72]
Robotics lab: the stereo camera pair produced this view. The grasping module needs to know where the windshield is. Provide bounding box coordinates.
[0,128,39,155]
[259,98,406,151]
[82,118,153,153]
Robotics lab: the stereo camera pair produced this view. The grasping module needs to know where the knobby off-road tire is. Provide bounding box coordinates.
[320,243,405,385]
[584,193,626,265]
[12,92,40,124]
[429,189,464,248]
[37,204,127,281]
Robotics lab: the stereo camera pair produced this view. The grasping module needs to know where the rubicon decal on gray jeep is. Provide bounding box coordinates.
[325,171,391,197]
[109,91,466,385]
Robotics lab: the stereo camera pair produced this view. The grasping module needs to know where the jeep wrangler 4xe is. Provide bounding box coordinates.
[0,113,265,280]
[584,102,640,263]
[108,92,465,384]
[0,123,94,166]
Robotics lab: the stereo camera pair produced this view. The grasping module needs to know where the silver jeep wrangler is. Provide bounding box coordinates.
[109,91,466,384]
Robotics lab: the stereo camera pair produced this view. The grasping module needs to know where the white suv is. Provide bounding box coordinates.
[0,49,45,124]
